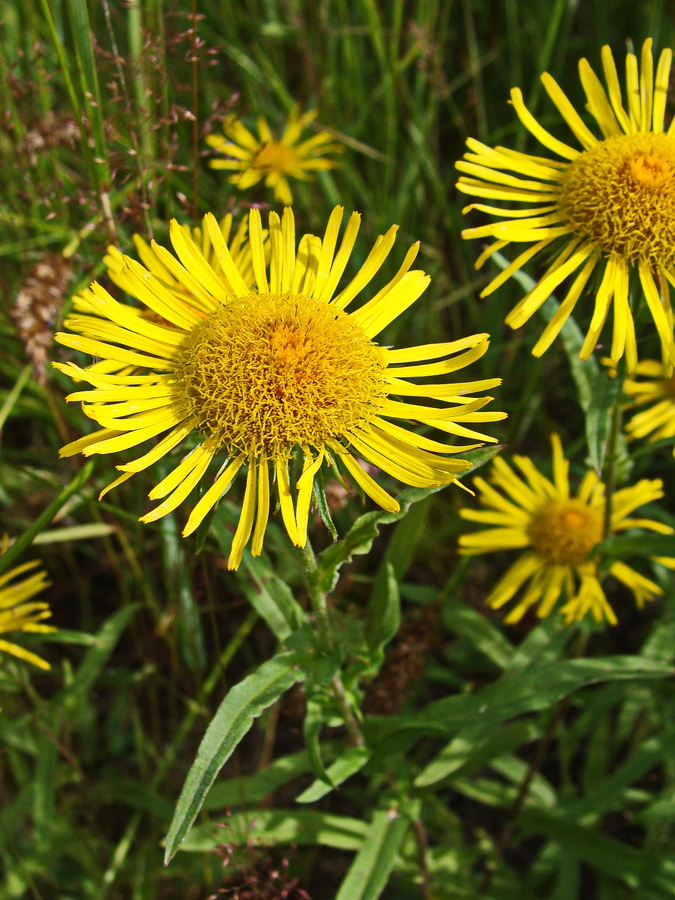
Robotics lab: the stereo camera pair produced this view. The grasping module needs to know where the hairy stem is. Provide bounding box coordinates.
[299,541,365,747]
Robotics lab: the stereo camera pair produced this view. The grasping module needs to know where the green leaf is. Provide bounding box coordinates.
[65,0,110,189]
[520,808,675,894]
[58,604,139,718]
[303,698,331,784]
[180,809,368,852]
[368,656,674,746]
[235,553,308,641]
[317,496,416,594]
[0,461,94,577]
[597,532,675,562]
[334,808,409,900]
[313,466,338,540]
[0,364,31,431]
[318,455,500,594]
[560,737,665,819]
[584,367,622,473]
[366,561,400,662]
[441,597,514,670]
[382,494,432,581]
[414,718,541,787]
[203,742,342,810]
[296,745,371,803]
[164,651,306,862]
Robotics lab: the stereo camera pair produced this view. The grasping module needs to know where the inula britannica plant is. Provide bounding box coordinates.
[5,8,675,896]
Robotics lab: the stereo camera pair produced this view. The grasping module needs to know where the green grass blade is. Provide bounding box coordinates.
[65,0,110,191]
[334,807,409,900]
[0,461,94,577]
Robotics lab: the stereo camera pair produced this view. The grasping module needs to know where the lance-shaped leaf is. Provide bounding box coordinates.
[164,650,306,862]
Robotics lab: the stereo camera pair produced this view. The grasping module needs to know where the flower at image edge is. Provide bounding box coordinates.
[457,38,675,375]
[459,434,675,625]
[0,560,55,669]
[54,205,506,570]
[621,359,675,454]
[207,106,342,205]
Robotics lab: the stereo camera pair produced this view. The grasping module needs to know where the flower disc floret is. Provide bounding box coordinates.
[174,292,386,458]
[529,499,603,565]
[558,133,675,265]
[207,106,342,205]
[253,142,298,173]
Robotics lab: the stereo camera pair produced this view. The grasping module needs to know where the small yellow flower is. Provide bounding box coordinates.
[0,561,55,669]
[459,435,674,625]
[54,206,505,570]
[207,106,341,205]
[622,359,675,452]
[457,39,675,375]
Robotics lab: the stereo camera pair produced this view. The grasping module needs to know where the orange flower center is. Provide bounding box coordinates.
[557,132,675,265]
[528,499,603,565]
[173,292,387,458]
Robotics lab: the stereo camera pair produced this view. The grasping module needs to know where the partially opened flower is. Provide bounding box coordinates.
[0,560,55,669]
[457,38,675,374]
[55,206,505,569]
[459,435,674,624]
[207,106,341,205]
[622,359,675,452]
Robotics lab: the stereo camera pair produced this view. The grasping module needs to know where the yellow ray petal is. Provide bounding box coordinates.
[228,461,258,570]
[182,456,246,537]
[251,459,271,556]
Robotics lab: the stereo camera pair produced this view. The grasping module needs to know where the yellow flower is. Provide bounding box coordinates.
[457,39,675,375]
[622,359,675,452]
[459,435,674,625]
[54,206,505,570]
[206,106,341,205]
[0,561,55,669]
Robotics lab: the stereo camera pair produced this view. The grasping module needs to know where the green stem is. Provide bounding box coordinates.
[298,541,333,652]
[298,541,364,748]
[602,362,625,539]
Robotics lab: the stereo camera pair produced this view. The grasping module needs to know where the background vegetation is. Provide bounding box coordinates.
[1,1,675,897]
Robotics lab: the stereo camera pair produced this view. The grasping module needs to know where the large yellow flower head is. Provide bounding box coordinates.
[622,359,675,453]
[0,561,55,670]
[459,435,674,625]
[457,39,675,375]
[54,206,505,570]
[206,106,341,205]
